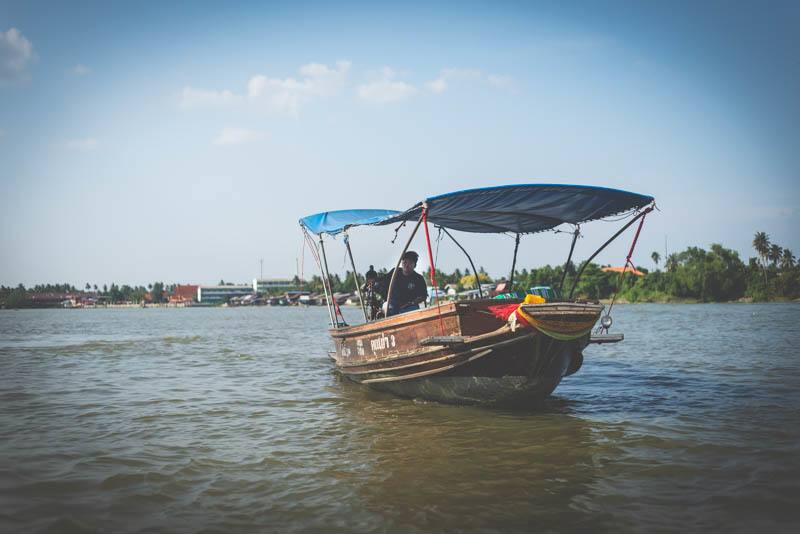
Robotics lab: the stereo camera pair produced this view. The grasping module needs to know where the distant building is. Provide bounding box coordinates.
[253,278,294,295]
[28,292,74,307]
[172,285,198,301]
[26,292,105,308]
[197,285,253,302]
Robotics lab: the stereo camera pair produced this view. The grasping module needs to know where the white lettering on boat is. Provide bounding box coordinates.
[356,339,365,356]
[370,334,395,352]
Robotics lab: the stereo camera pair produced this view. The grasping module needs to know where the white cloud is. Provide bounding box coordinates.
[178,86,242,109]
[247,60,351,117]
[357,67,417,105]
[425,68,513,94]
[487,74,515,89]
[0,27,38,86]
[299,60,351,96]
[425,76,448,94]
[73,63,91,76]
[65,138,98,150]
[424,68,482,94]
[212,126,264,146]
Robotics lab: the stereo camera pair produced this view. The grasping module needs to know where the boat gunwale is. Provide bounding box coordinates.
[328,301,461,338]
[329,299,603,340]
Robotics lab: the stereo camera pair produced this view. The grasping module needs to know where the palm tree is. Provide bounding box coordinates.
[780,249,796,271]
[753,231,770,261]
[768,243,783,267]
[753,231,770,288]
[665,253,678,273]
[651,251,661,271]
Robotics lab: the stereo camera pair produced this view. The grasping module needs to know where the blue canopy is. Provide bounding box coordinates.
[378,184,654,234]
[299,209,400,235]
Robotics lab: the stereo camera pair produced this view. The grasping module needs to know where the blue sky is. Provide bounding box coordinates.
[2,1,798,288]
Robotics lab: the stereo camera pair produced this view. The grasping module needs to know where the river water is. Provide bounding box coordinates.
[1,304,798,533]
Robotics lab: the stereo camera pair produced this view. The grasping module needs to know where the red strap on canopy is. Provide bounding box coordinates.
[423,209,445,336]
[607,208,650,318]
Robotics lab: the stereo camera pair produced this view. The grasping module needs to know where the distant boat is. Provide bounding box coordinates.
[300,184,654,407]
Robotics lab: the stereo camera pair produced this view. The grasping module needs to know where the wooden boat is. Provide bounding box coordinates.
[300,184,654,407]
[330,299,605,405]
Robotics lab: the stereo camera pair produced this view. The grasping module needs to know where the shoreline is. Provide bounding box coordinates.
[4,298,800,311]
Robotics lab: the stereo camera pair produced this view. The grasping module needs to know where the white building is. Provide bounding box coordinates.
[197,285,253,302]
[253,278,294,295]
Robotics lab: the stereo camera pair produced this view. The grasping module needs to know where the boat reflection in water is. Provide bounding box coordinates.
[329,374,603,530]
[300,184,655,407]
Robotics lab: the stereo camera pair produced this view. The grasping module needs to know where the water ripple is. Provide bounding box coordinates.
[0,304,799,532]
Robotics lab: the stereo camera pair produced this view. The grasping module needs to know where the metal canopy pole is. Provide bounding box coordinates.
[558,225,580,295]
[568,206,654,298]
[318,235,336,327]
[439,226,483,299]
[509,233,520,290]
[344,233,368,322]
[386,211,426,311]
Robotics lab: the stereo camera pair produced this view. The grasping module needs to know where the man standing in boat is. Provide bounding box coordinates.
[377,251,428,316]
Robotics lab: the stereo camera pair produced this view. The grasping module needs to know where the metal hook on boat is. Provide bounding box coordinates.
[597,314,613,334]
[390,220,407,244]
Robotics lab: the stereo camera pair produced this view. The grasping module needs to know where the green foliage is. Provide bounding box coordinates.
[0,284,30,308]
[460,272,492,288]
[572,263,617,299]
[4,235,798,307]
[620,244,747,302]
[150,282,165,303]
[105,283,149,303]
[31,283,77,293]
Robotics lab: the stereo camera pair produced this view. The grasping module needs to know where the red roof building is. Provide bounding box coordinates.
[172,285,199,301]
[601,266,645,276]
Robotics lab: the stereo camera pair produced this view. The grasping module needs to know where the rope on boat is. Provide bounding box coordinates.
[488,295,596,341]
[601,204,651,332]
[303,228,346,327]
[303,229,322,271]
[435,226,442,267]
[390,220,407,244]
[568,205,654,299]
[423,208,446,336]
[515,307,596,341]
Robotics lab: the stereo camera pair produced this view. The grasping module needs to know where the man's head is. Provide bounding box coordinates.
[401,251,418,275]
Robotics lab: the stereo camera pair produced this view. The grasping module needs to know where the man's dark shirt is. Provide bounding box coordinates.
[377,268,427,306]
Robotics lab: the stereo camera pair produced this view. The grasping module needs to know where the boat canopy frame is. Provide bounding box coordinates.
[299,184,655,328]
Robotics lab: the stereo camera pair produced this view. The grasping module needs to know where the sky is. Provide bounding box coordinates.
[1,0,798,288]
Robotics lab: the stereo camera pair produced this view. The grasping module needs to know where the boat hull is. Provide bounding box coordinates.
[329,300,599,407]
[358,335,586,407]
[367,374,563,407]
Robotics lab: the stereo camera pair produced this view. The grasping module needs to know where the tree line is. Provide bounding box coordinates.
[306,232,798,303]
[2,233,797,308]
[0,282,167,308]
